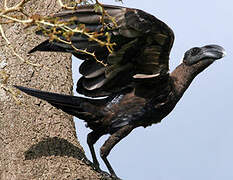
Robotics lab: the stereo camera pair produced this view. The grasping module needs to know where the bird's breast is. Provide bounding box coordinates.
[103,87,175,133]
[103,92,154,133]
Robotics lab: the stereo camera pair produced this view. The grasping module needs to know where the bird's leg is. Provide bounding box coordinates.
[100,125,134,178]
[87,131,103,170]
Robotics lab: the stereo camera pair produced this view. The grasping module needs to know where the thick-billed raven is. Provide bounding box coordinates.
[15,4,226,178]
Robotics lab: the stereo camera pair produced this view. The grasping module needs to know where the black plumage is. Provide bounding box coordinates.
[15,4,225,178]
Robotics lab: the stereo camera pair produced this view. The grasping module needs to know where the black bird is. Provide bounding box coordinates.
[15,4,226,178]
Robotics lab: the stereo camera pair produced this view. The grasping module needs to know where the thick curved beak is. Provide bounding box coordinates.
[201,45,226,60]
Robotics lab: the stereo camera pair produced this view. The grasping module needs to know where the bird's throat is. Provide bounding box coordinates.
[170,61,213,101]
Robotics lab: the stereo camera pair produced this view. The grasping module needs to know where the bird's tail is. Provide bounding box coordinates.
[14,86,105,120]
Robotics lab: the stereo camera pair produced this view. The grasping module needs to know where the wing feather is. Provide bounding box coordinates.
[29,4,174,97]
[79,60,105,78]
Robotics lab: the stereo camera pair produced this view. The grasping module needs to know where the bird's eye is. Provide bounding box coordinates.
[190,47,201,56]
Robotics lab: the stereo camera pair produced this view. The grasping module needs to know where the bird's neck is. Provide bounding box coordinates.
[170,61,213,102]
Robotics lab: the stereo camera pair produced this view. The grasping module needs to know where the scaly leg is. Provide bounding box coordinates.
[87,131,104,170]
[100,125,134,178]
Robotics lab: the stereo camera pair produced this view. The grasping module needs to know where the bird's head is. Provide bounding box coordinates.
[183,45,226,65]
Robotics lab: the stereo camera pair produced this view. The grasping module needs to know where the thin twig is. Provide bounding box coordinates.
[56,36,107,66]
[0,24,10,44]
[0,14,33,24]
[0,70,21,104]
[0,84,21,104]
[0,0,120,104]
[0,24,42,67]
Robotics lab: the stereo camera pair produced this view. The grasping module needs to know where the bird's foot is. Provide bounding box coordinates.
[82,157,93,166]
[82,157,100,171]
[100,171,122,180]
[82,157,122,180]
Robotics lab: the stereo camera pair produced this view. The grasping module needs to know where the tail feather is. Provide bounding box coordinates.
[14,86,105,119]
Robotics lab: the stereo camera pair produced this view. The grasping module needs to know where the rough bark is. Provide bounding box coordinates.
[0,1,101,179]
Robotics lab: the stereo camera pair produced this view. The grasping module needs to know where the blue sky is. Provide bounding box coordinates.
[73,0,233,179]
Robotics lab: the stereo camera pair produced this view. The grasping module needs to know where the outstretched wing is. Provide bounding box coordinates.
[30,4,174,97]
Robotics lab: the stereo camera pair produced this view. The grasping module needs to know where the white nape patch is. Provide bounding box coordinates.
[133,73,160,79]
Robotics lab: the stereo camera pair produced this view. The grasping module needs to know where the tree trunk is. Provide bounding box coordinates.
[0,1,102,179]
